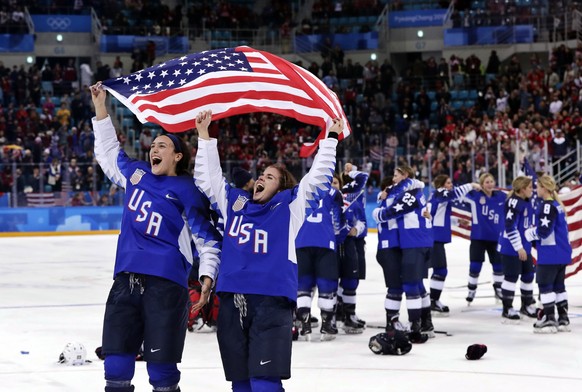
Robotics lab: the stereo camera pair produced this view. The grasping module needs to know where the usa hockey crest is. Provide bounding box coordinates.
[130,168,146,185]
[232,194,249,212]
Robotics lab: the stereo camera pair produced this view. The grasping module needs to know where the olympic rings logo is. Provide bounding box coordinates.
[46,17,71,31]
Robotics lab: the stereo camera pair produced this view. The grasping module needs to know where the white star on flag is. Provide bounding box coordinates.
[101,46,350,158]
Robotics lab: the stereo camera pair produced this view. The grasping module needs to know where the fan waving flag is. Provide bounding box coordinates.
[101,46,350,157]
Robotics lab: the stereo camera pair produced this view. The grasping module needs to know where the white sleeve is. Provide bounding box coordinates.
[289,138,338,234]
[92,115,126,189]
[354,220,365,236]
[194,138,230,221]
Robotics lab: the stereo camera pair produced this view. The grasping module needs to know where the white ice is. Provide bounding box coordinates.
[1,233,581,392]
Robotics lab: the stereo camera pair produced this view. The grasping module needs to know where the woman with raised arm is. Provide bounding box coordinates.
[428,175,481,314]
[194,110,341,392]
[462,173,506,304]
[90,83,221,392]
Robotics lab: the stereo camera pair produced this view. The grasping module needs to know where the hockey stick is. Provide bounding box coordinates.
[367,323,453,336]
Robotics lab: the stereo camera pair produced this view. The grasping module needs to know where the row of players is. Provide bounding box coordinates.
[91,80,571,390]
[296,164,572,343]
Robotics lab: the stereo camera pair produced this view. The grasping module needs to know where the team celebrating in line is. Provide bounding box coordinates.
[90,83,572,392]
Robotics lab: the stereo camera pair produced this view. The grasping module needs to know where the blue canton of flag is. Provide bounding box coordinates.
[100,46,351,156]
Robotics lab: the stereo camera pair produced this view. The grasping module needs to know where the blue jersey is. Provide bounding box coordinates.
[463,190,505,241]
[374,178,423,250]
[342,195,367,242]
[342,169,369,238]
[375,187,432,249]
[429,183,473,243]
[195,137,337,302]
[528,200,572,265]
[296,188,343,250]
[497,195,534,256]
[93,116,221,288]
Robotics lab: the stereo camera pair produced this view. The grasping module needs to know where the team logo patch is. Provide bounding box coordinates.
[130,168,146,185]
[232,194,249,212]
[479,196,486,205]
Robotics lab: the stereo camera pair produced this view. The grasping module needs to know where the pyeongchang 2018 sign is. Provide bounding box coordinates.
[388,10,447,28]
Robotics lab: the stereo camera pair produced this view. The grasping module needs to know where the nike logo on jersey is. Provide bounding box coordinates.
[165,194,178,200]
[151,348,161,353]
[271,202,282,210]
[260,360,272,365]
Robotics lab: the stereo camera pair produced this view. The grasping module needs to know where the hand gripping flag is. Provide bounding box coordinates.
[101,46,351,157]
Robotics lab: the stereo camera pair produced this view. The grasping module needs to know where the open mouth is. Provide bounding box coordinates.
[151,157,162,167]
[255,183,265,194]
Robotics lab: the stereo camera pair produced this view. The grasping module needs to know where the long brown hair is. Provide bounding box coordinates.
[433,174,449,189]
[268,163,298,192]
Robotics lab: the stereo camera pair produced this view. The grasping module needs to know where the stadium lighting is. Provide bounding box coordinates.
[370,53,377,61]
[56,34,63,42]
[417,30,424,38]
[26,56,34,64]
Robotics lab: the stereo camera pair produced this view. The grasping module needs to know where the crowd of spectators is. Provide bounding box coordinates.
[3,41,582,204]
[2,0,582,207]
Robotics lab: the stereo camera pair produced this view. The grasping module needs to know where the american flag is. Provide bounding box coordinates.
[451,185,582,278]
[101,46,350,157]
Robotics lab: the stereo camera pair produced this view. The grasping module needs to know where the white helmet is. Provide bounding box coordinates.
[58,342,87,366]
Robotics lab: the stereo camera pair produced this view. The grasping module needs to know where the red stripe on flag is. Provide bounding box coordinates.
[102,46,351,155]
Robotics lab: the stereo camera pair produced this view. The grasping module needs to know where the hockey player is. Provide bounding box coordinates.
[90,83,221,392]
[462,173,506,303]
[295,173,345,341]
[195,110,341,392]
[336,163,369,332]
[373,165,432,343]
[428,175,481,315]
[497,176,536,323]
[525,174,572,333]
[374,175,425,334]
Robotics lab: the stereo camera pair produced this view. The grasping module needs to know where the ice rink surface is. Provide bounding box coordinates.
[1,233,581,391]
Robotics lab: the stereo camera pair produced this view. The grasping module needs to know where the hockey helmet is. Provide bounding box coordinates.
[368,331,412,356]
[58,342,87,366]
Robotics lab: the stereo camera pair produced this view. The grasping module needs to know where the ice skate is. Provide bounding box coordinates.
[342,315,365,334]
[501,307,521,324]
[408,320,428,344]
[421,310,436,339]
[520,303,537,318]
[557,304,571,332]
[557,313,571,332]
[431,299,450,317]
[298,312,312,341]
[320,311,338,341]
[533,314,558,334]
